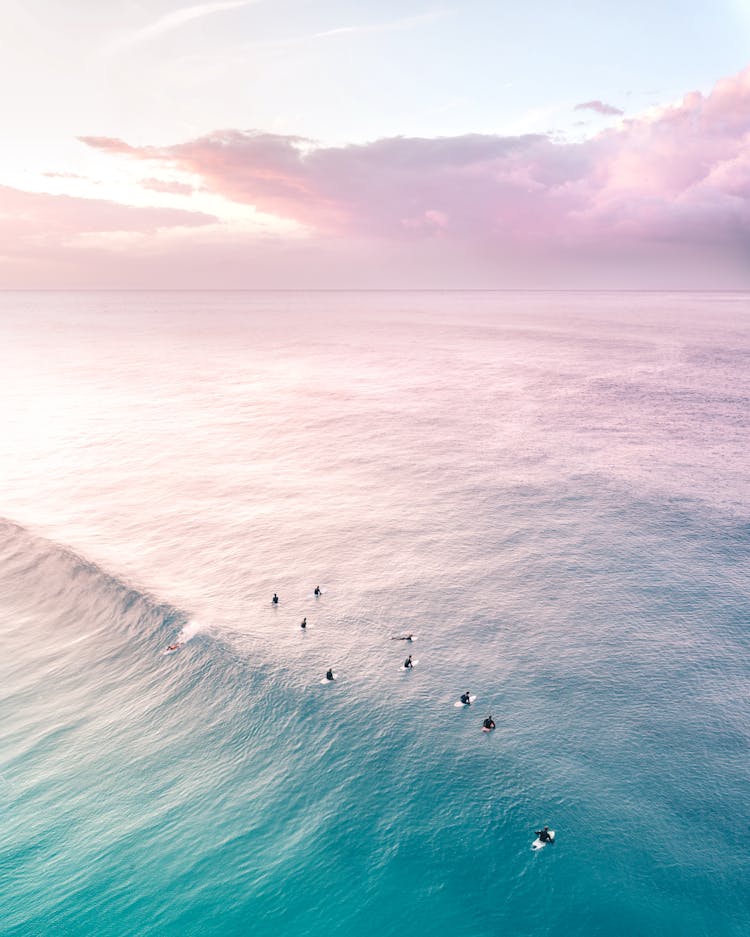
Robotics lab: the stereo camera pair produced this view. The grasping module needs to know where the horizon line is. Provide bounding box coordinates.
[1,288,749,294]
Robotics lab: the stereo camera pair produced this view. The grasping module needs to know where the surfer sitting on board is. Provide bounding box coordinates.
[404,655,413,669]
[535,826,552,843]
[272,593,279,604]
[314,586,321,596]
[460,691,472,705]
[325,668,334,681]
[301,617,307,629]
[483,716,495,730]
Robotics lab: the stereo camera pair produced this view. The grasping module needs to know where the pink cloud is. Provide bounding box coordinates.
[3,66,748,288]
[42,171,90,180]
[0,185,214,240]
[574,100,624,116]
[77,136,142,156]
[79,64,750,261]
[0,185,217,284]
[81,130,581,239]
[139,177,195,195]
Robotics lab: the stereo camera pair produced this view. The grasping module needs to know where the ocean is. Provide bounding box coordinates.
[0,290,748,936]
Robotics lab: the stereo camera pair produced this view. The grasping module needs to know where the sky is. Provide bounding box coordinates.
[1,0,750,288]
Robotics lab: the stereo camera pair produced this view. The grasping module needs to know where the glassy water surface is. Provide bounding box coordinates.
[0,291,748,936]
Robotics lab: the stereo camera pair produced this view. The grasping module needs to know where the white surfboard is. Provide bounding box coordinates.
[400,659,419,671]
[454,694,477,707]
[320,674,337,684]
[531,830,555,850]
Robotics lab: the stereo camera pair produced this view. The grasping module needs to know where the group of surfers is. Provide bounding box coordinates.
[167,587,550,845]
[170,589,497,732]
[299,594,498,731]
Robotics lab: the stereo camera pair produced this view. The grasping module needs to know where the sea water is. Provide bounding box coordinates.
[0,291,748,937]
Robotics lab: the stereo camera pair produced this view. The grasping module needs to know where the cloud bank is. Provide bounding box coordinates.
[4,65,750,288]
[0,185,213,239]
[81,65,750,259]
[0,185,216,284]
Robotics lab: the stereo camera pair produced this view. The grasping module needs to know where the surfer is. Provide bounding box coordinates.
[272,593,279,604]
[460,691,472,705]
[391,634,414,641]
[325,668,334,681]
[404,655,413,669]
[166,642,183,652]
[483,715,495,730]
[314,586,321,596]
[301,617,307,629]
[535,826,552,843]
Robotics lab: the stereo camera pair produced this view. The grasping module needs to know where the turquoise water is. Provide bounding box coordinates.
[0,291,748,936]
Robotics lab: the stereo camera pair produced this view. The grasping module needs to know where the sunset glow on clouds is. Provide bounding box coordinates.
[80,65,750,248]
[1,1,749,288]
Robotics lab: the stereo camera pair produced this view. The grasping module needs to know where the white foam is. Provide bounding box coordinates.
[180,619,204,641]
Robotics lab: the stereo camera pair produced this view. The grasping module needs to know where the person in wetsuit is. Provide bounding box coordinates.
[404,655,413,669]
[326,668,334,681]
[272,593,279,604]
[535,826,552,843]
[314,586,321,596]
[460,691,472,705]
[301,617,307,629]
[483,715,495,730]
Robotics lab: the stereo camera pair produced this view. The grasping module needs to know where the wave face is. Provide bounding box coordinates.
[0,291,749,937]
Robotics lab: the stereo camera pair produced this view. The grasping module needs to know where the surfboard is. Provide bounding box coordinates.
[320,674,337,684]
[531,830,555,850]
[454,694,477,707]
[400,659,419,671]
